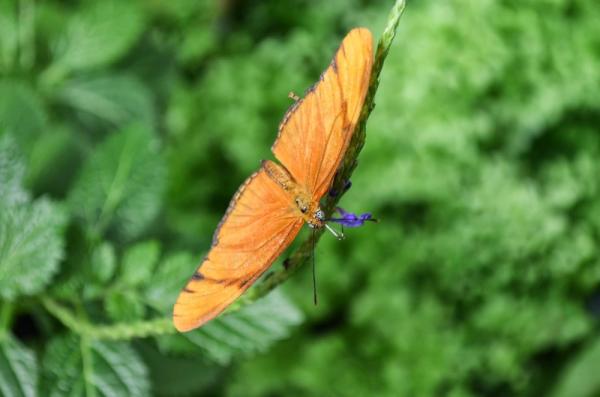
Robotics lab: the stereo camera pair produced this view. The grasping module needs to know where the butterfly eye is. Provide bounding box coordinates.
[295,198,308,213]
[315,210,325,221]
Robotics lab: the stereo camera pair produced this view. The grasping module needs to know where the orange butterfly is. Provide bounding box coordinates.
[173,28,373,332]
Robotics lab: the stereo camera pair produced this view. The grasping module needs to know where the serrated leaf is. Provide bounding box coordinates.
[0,136,28,206]
[144,251,195,313]
[43,336,149,397]
[167,290,303,365]
[121,240,160,286]
[68,125,166,240]
[137,342,221,397]
[0,334,38,397]
[26,125,80,195]
[0,199,65,299]
[91,242,116,283]
[105,290,146,322]
[57,74,155,129]
[52,1,145,73]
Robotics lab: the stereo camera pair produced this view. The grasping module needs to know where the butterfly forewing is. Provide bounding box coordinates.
[272,28,373,200]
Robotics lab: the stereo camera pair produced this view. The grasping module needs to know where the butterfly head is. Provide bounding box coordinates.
[308,209,325,229]
[295,196,324,229]
[307,208,325,229]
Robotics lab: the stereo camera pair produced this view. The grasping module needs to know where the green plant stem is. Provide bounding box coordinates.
[80,334,97,397]
[42,297,177,340]
[40,0,406,341]
[73,302,97,397]
[41,296,87,334]
[84,317,175,340]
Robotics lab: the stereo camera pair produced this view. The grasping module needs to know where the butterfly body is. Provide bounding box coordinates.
[173,28,373,332]
[262,160,325,228]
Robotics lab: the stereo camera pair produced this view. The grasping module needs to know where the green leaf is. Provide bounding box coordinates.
[177,26,216,65]
[164,290,304,365]
[25,125,80,196]
[0,136,28,206]
[57,74,155,129]
[144,251,196,313]
[68,125,166,240]
[137,341,221,396]
[552,336,600,397]
[43,336,150,397]
[91,242,116,284]
[0,199,65,299]
[0,81,46,150]
[0,334,38,397]
[120,240,160,286]
[105,290,146,322]
[51,1,145,73]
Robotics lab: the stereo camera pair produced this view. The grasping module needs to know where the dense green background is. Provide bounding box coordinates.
[1,0,600,396]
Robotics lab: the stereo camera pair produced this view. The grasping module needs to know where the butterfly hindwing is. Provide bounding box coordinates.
[173,166,304,332]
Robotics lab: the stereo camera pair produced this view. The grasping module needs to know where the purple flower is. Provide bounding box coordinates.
[328,207,377,228]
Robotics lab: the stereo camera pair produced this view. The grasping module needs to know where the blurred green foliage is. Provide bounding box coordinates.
[0,0,599,396]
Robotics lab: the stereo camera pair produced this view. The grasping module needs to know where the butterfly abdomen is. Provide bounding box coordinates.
[262,160,323,227]
[262,160,295,191]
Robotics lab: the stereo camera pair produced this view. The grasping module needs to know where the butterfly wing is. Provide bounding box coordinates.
[271,28,373,200]
[173,166,304,332]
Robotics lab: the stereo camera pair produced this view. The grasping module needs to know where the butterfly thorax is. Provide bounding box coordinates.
[262,160,324,229]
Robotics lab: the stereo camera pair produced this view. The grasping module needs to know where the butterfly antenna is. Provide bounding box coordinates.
[312,229,318,305]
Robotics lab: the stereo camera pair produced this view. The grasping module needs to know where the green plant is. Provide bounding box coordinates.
[1,0,600,396]
[0,0,406,395]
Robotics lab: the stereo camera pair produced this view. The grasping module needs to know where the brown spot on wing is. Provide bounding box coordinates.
[191,272,204,281]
